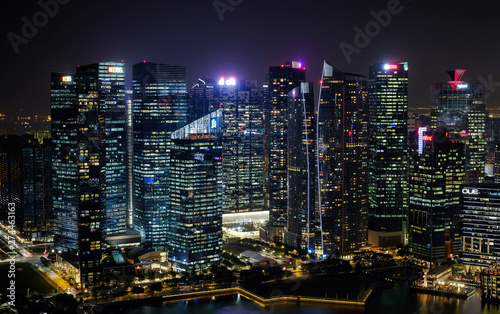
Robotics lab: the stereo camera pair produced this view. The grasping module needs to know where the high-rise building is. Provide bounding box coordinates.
[367,62,409,246]
[431,70,486,183]
[409,130,465,264]
[132,61,188,249]
[168,110,223,271]
[189,78,219,122]
[317,61,368,257]
[52,62,128,287]
[0,134,52,239]
[219,78,265,215]
[51,72,79,256]
[461,183,500,268]
[285,82,316,252]
[266,61,306,230]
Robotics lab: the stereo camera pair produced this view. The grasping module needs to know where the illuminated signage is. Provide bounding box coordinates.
[108,66,124,74]
[210,118,217,129]
[218,77,236,86]
[62,76,72,82]
[457,83,468,89]
[418,127,427,154]
[384,64,398,70]
[422,135,433,141]
[462,188,479,195]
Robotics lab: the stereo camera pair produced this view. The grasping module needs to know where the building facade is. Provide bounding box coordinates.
[132,61,188,249]
[431,70,486,183]
[266,61,306,229]
[317,61,368,257]
[219,79,265,215]
[285,82,316,252]
[367,62,409,244]
[168,110,223,271]
[409,129,465,263]
[461,184,500,267]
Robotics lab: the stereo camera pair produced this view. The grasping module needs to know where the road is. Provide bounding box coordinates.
[0,223,72,294]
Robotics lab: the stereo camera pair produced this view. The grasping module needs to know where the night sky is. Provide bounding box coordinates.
[2,0,500,119]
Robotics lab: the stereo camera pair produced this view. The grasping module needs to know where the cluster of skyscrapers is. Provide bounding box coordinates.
[3,58,499,288]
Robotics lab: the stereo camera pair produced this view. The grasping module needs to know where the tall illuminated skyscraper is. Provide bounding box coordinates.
[52,62,127,287]
[367,62,409,246]
[431,70,486,183]
[218,78,265,214]
[266,61,306,231]
[132,62,188,249]
[409,130,465,263]
[317,61,368,257]
[168,110,223,271]
[51,72,78,255]
[285,82,316,252]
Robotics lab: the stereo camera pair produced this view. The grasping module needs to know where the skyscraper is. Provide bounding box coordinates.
[317,61,368,257]
[51,72,79,257]
[367,62,409,246]
[168,110,223,271]
[409,129,465,264]
[0,134,52,239]
[189,78,219,122]
[52,62,128,287]
[266,61,306,230]
[431,70,486,183]
[219,78,265,214]
[132,61,188,249]
[285,82,316,252]
[461,183,500,268]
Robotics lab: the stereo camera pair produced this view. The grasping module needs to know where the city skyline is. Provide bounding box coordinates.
[2,0,500,120]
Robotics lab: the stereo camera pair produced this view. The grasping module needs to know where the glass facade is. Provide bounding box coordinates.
[219,80,264,214]
[132,62,188,249]
[266,61,306,228]
[189,78,219,122]
[52,62,127,287]
[51,72,79,253]
[409,130,465,263]
[460,184,500,267]
[431,70,486,183]
[368,62,409,236]
[318,61,368,257]
[168,110,223,271]
[285,82,316,252]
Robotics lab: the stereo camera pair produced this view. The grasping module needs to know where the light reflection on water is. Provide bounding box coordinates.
[121,282,500,314]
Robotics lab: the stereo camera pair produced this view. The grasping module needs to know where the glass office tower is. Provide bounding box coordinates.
[77,62,128,237]
[219,79,265,214]
[189,78,219,122]
[285,82,316,252]
[52,62,127,287]
[266,61,306,228]
[317,61,368,257]
[461,184,500,268]
[409,130,465,264]
[168,110,223,271]
[431,70,486,183]
[132,62,188,249]
[51,72,79,255]
[368,62,409,245]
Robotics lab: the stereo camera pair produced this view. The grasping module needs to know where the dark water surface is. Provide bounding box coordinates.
[121,282,500,314]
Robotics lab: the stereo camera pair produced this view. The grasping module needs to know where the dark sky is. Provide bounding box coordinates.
[2,0,500,118]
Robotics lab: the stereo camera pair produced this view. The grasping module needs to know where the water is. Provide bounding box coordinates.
[120,282,500,314]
